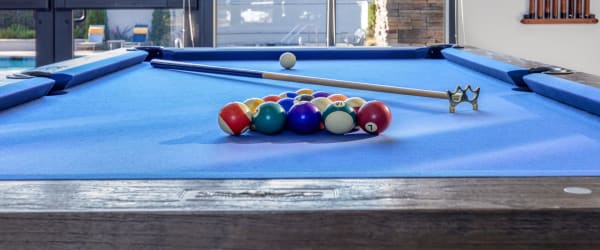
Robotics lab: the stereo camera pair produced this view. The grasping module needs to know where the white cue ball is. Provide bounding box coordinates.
[279,52,296,70]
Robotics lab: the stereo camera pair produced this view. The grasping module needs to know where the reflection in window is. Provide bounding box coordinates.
[0,10,36,76]
[73,9,184,56]
[336,0,371,46]
[216,0,327,47]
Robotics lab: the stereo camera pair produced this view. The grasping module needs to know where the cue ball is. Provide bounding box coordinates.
[279,52,296,70]
[322,101,357,135]
[357,100,392,135]
[218,102,252,136]
[252,102,287,134]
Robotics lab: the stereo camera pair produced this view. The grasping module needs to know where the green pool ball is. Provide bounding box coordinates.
[252,102,287,134]
[322,101,357,135]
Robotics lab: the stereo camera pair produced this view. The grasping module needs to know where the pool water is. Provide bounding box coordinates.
[0,57,35,78]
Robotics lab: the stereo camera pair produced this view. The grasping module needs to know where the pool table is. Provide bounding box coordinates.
[1,46,600,249]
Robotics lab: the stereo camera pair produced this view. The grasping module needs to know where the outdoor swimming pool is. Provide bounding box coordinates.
[0,57,35,78]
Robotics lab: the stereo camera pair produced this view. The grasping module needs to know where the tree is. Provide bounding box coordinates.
[151,9,171,46]
[74,10,108,39]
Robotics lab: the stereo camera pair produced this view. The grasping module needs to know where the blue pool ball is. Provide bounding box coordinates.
[277,97,295,113]
[322,101,357,135]
[312,91,330,98]
[252,102,287,134]
[287,102,321,134]
[279,91,298,99]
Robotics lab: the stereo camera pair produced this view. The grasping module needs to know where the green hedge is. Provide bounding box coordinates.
[0,24,35,39]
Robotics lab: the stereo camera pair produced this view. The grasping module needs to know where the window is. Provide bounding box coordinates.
[216,0,327,46]
[0,10,36,76]
[73,9,185,56]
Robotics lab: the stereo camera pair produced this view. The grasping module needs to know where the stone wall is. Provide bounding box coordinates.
[374,0,445,46]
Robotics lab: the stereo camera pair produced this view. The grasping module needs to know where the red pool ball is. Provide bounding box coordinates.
[218,102,252,136]
[357,101,392,135]
[263,95,281,103]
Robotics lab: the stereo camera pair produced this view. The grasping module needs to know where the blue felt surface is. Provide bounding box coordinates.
[524,73,600,116]
[1,48,600,180]
[0,77,55,111]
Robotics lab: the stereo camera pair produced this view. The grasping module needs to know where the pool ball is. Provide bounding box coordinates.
[263,95,281,103]
[218,102,252,136]
[345,97,367,112]
[328,93,348,102]
[278,97,295,113]
[296,88,314,95]
[252,102,287,134]
[287,102,321,134]
[294,94,314,104]
[279,52,296,69]
[357,100,392,135]
[243,97,265,113]
[311,97,333,113]
[322,101,357,135]
[312,91,330,98]
[279,91,298,99]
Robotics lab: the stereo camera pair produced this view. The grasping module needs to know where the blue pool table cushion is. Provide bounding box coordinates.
[442,48,529,87]
[0,77,55,111]
[159,47,435,61]
[24,49,148,90]
[524,73,600,116]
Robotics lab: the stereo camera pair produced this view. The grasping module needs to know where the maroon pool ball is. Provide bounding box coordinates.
[357,100,392,135]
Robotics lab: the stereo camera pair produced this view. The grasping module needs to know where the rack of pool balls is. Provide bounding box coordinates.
[218,88,392,136]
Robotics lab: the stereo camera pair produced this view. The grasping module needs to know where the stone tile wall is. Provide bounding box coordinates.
[374,0,445,46]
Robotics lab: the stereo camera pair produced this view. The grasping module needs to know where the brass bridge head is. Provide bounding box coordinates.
[447,85,480,113]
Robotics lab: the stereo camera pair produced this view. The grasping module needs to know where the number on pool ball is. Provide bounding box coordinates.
[218,102,252,136]
[252,102,286,134]
[322,101,357,135]
[357,101,392,135]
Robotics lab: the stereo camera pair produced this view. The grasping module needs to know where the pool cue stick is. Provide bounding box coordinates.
[576,0,583,18]
[569,0,575,17]
[561,0,567,18]
[151,59,480,112]
[545,0,551,18]
[584,0,590,17]
[538,0,545,18]
[151,59,449,99]
[529,0,536,18]
[553,0,559,18]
